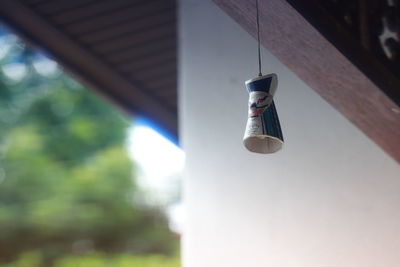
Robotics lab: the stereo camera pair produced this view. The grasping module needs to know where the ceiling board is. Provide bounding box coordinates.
[0,0,178,139]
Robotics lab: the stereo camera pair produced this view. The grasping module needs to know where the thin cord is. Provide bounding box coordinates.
[256,0,262,76]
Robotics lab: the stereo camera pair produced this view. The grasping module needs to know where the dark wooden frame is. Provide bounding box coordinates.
[286,0,400,107]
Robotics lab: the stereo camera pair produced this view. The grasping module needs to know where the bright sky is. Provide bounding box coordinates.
[127,122,185,234]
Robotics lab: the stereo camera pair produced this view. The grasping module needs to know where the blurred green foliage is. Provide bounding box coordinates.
[0,32,179,266]
[0,252,180,267]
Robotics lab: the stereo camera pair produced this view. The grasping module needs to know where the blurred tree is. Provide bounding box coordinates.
[0,31,177,265]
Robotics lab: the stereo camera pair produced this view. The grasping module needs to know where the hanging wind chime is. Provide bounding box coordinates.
[243,0,284,154]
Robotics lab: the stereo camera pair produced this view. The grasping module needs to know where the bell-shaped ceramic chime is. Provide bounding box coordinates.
[243,73,283,153]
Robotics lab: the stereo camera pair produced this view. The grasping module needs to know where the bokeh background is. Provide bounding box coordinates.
[0,26,181,267]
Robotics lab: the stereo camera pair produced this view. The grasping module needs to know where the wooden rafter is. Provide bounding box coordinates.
[0,0,178,139]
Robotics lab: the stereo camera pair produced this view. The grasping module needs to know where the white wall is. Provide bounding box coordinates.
[179,1,400,267]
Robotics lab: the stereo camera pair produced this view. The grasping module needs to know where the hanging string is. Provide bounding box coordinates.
[256,0,262,77]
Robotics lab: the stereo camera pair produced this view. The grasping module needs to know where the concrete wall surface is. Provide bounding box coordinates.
[179,1,400,267]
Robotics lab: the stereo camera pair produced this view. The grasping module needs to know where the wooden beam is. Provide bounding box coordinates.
[0,0,178,138]
[213,0,400,163]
